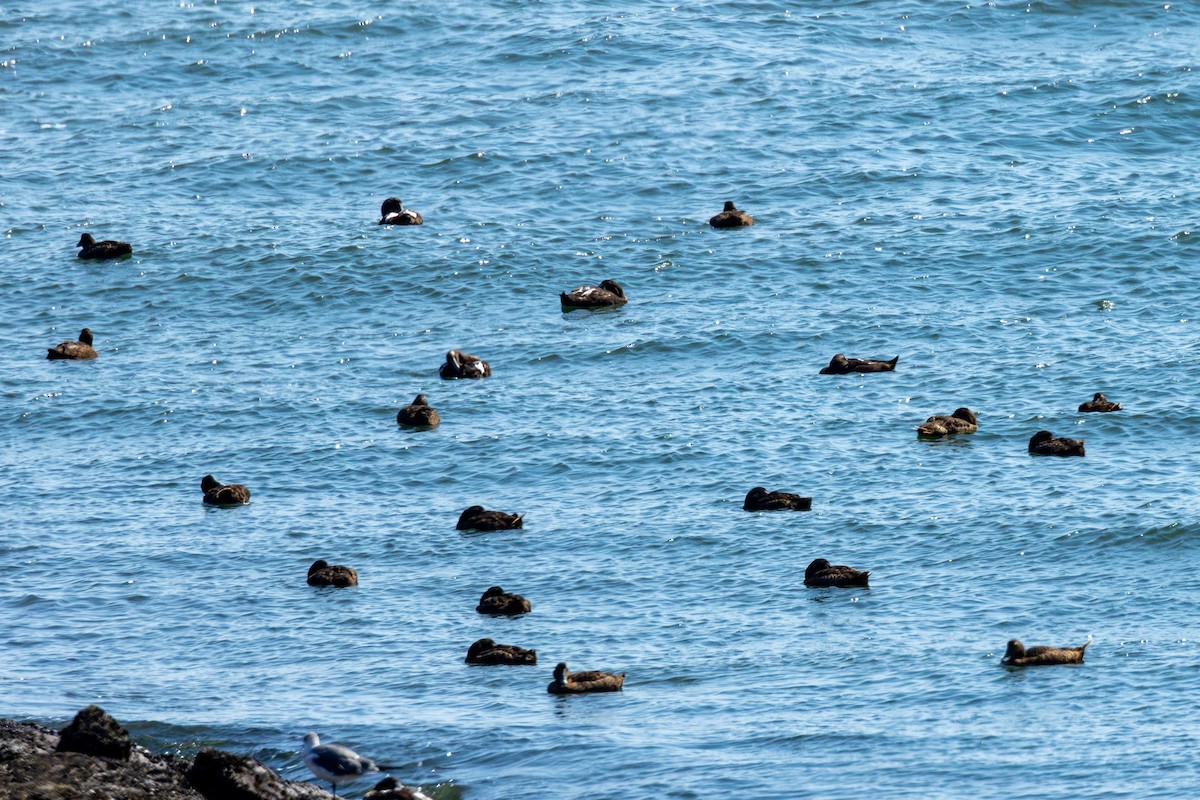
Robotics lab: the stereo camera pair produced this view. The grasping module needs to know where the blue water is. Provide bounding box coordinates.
[4,1,1200,797]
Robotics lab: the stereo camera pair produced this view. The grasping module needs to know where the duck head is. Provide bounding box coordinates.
[467,638,496,659]
[412,394,429,406]
[827,354,849,370]
[1092,393,1107,402]
[445,350,463,372]
[722,201,737,212]
[952,408,977,423]
[458,506,485,526]
[1002,640,1025,663]
[200,474,222,493]
[79,328,94,346]
[1028,431,1054,451]
[77,233,96,248]
[805,558,831,581]
[553,662,569,682]
[308,559,330,578]
[598,280,625,297]
[381,197,403,216]
[481,585,504,599]
[745,487,768,503]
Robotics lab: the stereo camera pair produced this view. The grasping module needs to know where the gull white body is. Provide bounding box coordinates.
[302,732,379,795]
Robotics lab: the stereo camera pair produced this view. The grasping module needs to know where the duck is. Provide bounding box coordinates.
[200,474,251,506]
[709,200,754,228]
[378,197,423,226]
[301,732,379,797]
[1001,637,1091,666]
[76,232,132,260]
[1028,430,1085,457]
[476,586,531,615]
[546,662,625,694]
[743,486,812,511]
[307,559,358,588]
[804,558,869,588]
[396,394,440,428]
[457,505,523,531]
[465,638,537,665]
[560,279,628,311]
[820,353,899,374]
[439,349,491,380]
[365,777,434,800]
[1079,392,1121,412]
[916,407,978,438]
[46,328,98,360]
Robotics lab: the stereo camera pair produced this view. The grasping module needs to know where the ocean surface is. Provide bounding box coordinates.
[3,1,1200,797]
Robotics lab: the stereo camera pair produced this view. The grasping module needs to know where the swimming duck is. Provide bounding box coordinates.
[457,505,524,531]
[916,407,978,438]
[476,586,531,615]
[1002,637,1090,666]
[560,279,628,311]
[76,233,132,260]
[804,558,869,588]
[365,776,434,800]
[1028,430,1085,457]
[465,637,537,665]
[46,328,98,360]
[547,662,625,694]
[709,201,754,228]
[439,349,491,380]
[307,559,358,588]
[743,486,812,511]
[1078,393,1121,412]
[200,474,251,506]
[396,394,440,427]
[820,354,899,374]
[378,197,423,226]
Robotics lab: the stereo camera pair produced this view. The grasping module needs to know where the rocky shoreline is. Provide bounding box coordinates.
[0,706,425,800]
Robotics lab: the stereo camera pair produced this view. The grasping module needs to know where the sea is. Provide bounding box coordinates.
[3,1,1200,797]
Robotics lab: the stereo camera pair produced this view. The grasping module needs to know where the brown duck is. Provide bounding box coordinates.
[560,280,628,311]
[465,638,537,665]
[709,201,754,228]
[820,353,899,374]
[476,586,531,615]
[200,474,251,506]
[546,662,625,694]
[47,328,98,360]
[917,407,978,438]
[307,559,358,587]
[457,505,523,531]
[1028,430,1085,457]
[804,558,869,588]
[1078,393,1121,412]
[1002,637,1091,666]
[378,197,423,225]
[77,233,132,260]
[440,349,491,380]
[396,394,440,428]
[743,486,812,511]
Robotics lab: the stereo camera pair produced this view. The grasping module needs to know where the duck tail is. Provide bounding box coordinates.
[889,356,899,368]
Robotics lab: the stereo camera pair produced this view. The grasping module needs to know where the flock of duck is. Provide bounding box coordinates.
[50,196,1116,796]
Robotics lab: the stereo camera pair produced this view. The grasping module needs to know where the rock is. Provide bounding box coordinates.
[56,705,132,760]
[0,708,331,800]
[188,748,329,800]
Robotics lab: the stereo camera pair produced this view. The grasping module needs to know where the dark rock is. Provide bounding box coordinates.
[188,748,329,800]
[56,705,132,760]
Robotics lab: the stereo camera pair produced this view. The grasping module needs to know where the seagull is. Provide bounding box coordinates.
[301,732,380,796]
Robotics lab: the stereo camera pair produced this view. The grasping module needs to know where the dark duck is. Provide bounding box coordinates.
[457,505,524,531]
[476,586,532,615]
[743,486,812,511]
[1078,393,1121,412]
[440,349,491,379]
[76,233,132,260]
[378,197,423,225]
[560,280,628,311]
[396,394,440,428]
[709,200,754,228]
[1002,637,1090,666]
[46,328,98,360]
[916,407,978,438]
[804,558,869,588]
[200,474,251,506]
[546,662,625,694]
[465,638,537,665]
[820,353,899,374]
[307,559,358,587]
[1028,430,1085,457]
